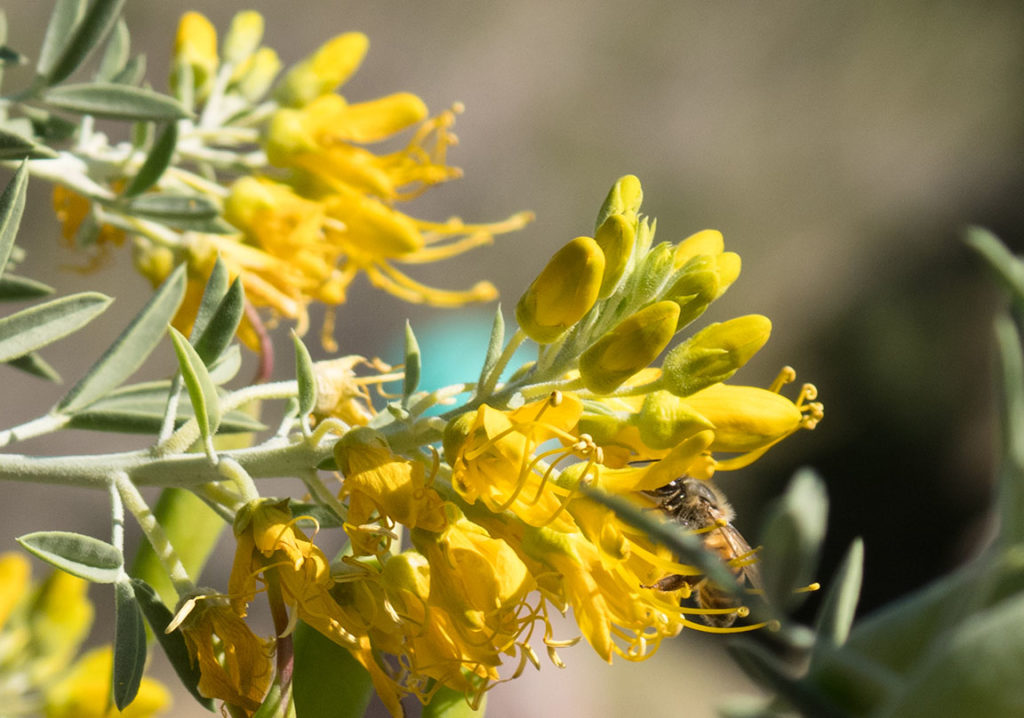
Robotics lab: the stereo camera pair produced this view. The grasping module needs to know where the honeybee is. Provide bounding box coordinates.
[645,477,762,627]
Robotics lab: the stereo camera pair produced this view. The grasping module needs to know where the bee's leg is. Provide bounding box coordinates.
[642,573,698,592]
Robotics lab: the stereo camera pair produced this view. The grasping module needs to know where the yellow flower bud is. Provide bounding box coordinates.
[132,243,176,286]
[172,12,218,100]
[222,11,264,65]
[579,300,680,394]
[0,552,29,630]
[682,383,803,452]
[516,236,605,343]
[235,47,281,102]
[595,174,643,230]
[635,389,716,450]
[664,261,719,330]
[674,229,723,267]
[594,214,634,298]
[662,314,772,396]
[274,32,369,107]
[442,410,475,465]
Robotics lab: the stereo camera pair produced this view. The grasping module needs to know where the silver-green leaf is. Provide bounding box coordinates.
[403,320,421,400]
[0,127,58,160]
[57,263,185,413]
[193,278,243,366]
[16,529,123,583]
[0,161,29,278]
[36,0,86,80]
[0,274,55,301]
[813,537,865,651]
[41,0,127,85]
[94,15,128,82]
[169,327,222,440]
[112,578,146,710]
[42,82,189,121]
[123,121,177,197]
[0,291,111,363]
[293,332,316,419]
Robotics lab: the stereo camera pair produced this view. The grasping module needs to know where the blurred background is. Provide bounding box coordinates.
[3,1,1024,716]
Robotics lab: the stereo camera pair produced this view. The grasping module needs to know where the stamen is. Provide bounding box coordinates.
[769,365,797,393]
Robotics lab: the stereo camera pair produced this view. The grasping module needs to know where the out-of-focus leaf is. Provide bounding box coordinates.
[0,273,54,300]
[16,530,123,583]
[0,291,111,362]
[293,620,372,718]
[131,578,214,710]
[423,685,486,718]
[0,127,58,159]
[193,279,243,365]
[169,327,222,440]
[293,333,316,420]
[728,639,846,718]
[252,682,285,718]
[111,53,144,85]
[57,263,185,412]
[403,320,421,400]
[191,257,229,341]
[21,106,78,142]
[0,46,26,66]
[112,578,146,710]
[123,121,177,197]
[42,82,189,121]
[477,304,505,391]
[967,226,1024,312]
[124,193,218,221]
[758,469,828,611]
[94,15,128,81]
[36,0,85,80]
[813,537,864,651]
[289,501,344,530]
[4,351,61,382]
[41,0,127,85]
[0,161,29,278]
[994,316,1024,546]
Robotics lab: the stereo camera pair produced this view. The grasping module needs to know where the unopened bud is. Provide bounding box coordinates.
[172,12,218,101]
[662,315,772,396]
[579,301,679,394]
[635,390,715,450]
[682,384,803,452]
[274,32,369,107]
[222,11,264,65]
[516,236,605,344]
[595,174,643,230]
[235,47,281,102]
[594,214,634,298]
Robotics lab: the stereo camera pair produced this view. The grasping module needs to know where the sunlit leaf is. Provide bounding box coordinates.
[193,278,243,366]
[0,291,111,363]
[169,327,221,440]
[0,161,29,278]
[42,82,189,121]
[41,0,127,85]
[16,530,123,583]
[293,333,316,419]
[293,620,372,718]
[95,15,128,81]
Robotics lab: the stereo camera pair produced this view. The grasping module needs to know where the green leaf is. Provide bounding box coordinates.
[4,351,61,382]
[130,578,215,711]
[42,0,127,85]
[95,16,128,82]
[813,537,864,650]
[0,46,27,66]
[111,53,145,86]
[423,685,486,718]
[123,121,177,197]
[293,620,373,718]
[21,106,78,142]
[758,469,828,611]
[123,193,220,230]
[112,578,146,711]
[0,127,58,159]
[0,161,29,278]
[68,403,263,435]
[208,344,242,385]
[252,682,286,718]
[403,320,421,400]
[193,278,243,365]
[58,264,185,412]
[0,273,55,300]
[169,327,222,439]
[289,501,345,530]
[994,316,1024,546]
[42,82,189,121]
[16,530,123,583]
[36,0,85,80]
[293,333,316,419]
[727,639,846,718]
[191,256,229,340]
[479,304,505,381]
[0,291,111,362]
[966,226,1024,312]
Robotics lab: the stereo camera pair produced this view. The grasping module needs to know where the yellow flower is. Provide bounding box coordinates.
[274,32,369,108]
[175,596,273,716]
[313,355,399,425]
[0,552,29,631]
[44,646,171,718]
[171,12,218,100]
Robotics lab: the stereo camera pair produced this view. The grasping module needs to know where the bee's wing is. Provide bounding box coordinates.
[716,524,763,591]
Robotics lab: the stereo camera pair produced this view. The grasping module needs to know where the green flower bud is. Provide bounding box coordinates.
[579,301,680,394]
[222,11,264,65]
[665,259,719,331]
[236,47,281,102]
[661,314,772,396]
[333,425,389,475]
[274,32,369,107]
[595,174,643,231]
[516,236,605,344]
[594,214,634,298]
[635,390,715,450]
[442,411,476,465]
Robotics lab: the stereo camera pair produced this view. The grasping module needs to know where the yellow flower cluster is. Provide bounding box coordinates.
[0,553,170,718]
[181,177,822,716]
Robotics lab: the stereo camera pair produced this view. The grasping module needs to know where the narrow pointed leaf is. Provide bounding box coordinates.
[208,344,242,385]
[0,127,58,159]
[112,578,146,710]
[169,327,221,439]
[477,304,505,389]
[0,291,111,362]
[728,640,847,718]
[294,620,373,718]
[966,226,1024,314]
[124,193,218,221]
[423,685,486,718]
[5,352,61,382]
[123,121,177,197]
[293,332,316,418]
[193,278,243,365]
[111,53,144,85]
[0,273,54,300]
[191,256,228,340]
[403,320,421,399]
[43,0,127,85]
[994,316,1024,545]
[0,161,29,278]
[813,538,864,650]
[130,578,215,710]
[36,0,85,79]
[16,530,123,583]
[95,16,128,81]
[57,263,185,412]
[43,82,189,121]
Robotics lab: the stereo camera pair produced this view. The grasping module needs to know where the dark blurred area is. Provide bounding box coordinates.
[3,1,1024,716]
